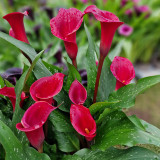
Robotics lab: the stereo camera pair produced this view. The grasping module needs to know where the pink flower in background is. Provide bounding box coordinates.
[110,56,135,90]
[125,9,133,17]
[16,101,57,151]
[81,0,88,3]
[134,5,151,17]
[118,24,133,36]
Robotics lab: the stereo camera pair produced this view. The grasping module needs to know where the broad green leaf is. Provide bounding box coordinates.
[0,111,11,127]
[93,110,160,150]
[49,110,74,132]
[84,24,97,107]
[108,75,160,109]
[97,57,116,102]
[12,51,44,143]
[55,130,80,152]
[0,31,52,79]
[89,101,119,115]
[42,60,62,74]
[62,155,82,160]
[64,61,82,92]
[0,120,50,160]
[54,89,71,112]
[82,147,159,160]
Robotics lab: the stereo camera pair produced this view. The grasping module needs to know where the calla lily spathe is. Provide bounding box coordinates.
[110,56,135,90]
[16,101,56,151]
[0,87,27,111]
[50,8,83,67]
[30,73,65,104]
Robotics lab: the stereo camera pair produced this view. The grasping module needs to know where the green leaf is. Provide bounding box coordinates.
[0,31,52,79]
[62,155,82,160]
[49,110,74,132]
[42,60,62,74]
[54,89,71,112]
[108,75,160,109]
[84,24,97,107]
[0,111,11,127]
[97,57,116,102]
[0,76,5,88]
[108,40,124,61]
[0,120,51,160]
[89,101,119,115]
[55,130,80,152]
[64,61,82,92]
[4,79,14,87]
[93,110,160,150]
[80,147,160,160]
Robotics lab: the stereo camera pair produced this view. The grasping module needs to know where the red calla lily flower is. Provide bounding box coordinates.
[70,104,96,141]
[16,101,56,151]
[30,73,65,103]
[3,11,29,43]
[0,87,27,111]
[69,80,87,105]
[83,5,123,103]
[50,8,83,67]
[110,56,135,90]
[84,5,123,57]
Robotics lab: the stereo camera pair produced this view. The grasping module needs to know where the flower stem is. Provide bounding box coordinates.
[72,59,77,69]
[93,55,105,103]
[38,143,43,153]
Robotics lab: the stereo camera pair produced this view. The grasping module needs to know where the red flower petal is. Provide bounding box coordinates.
[70,104,96,141]
[16,101,56,149]
[110,56,135,90]
[50,8,83,60]
[3,12,29,43]
[69,80,87,105]
[83,5,123,57]
[30,73,65,102]
[0,87,27,111]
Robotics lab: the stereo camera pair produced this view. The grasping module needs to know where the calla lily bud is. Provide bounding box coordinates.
[69,80,87,105]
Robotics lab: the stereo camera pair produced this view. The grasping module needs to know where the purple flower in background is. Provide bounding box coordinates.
[118,24,133,37]
[121,0,128,7]
[1,68,22,85]
[132,0,140,4]
[134,5,151,17]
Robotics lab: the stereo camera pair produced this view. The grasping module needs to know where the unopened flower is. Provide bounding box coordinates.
[0,87,27,111]
[70,104,96,141]
[69,80,87,105]
[110,56,135,90]
[30,73,65,104]
[16,101,56,151]
[118,24,133,36]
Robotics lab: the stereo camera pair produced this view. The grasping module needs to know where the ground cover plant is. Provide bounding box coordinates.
[0,4,160,160]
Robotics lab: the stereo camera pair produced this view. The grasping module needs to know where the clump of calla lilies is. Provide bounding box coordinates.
[1,4,160,160]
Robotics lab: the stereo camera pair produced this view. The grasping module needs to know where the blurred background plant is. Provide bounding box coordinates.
[0,0,160,127]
